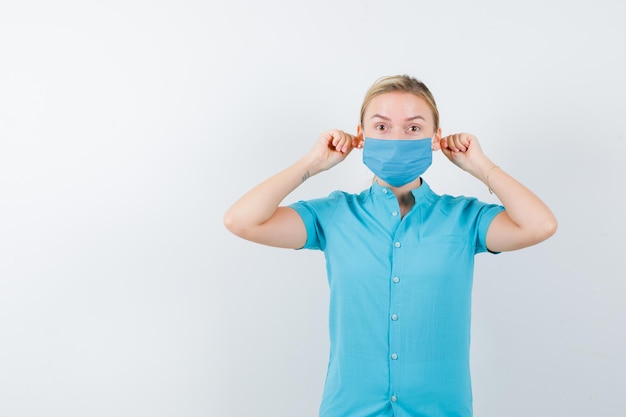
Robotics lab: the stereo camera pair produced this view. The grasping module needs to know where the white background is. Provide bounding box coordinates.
[1,1,625,416]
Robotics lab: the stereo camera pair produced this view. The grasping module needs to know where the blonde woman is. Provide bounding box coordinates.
[224,74,557,417]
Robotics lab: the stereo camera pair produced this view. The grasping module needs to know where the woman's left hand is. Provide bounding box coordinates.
[439,132,489,177]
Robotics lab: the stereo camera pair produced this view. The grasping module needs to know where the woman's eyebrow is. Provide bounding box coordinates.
[370,114,425,122]
[370,113,391,121]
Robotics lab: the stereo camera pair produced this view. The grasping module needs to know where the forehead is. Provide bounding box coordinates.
[365,92,432,121]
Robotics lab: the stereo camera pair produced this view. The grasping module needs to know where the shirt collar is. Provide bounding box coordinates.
[370,177,433,200]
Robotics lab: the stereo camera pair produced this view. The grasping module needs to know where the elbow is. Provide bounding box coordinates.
[223,209,255,240]
[517,215,558,250]
[546,216,558,238]
[544,210,559,238]
[535,215,558,243]
[223,209,243,237]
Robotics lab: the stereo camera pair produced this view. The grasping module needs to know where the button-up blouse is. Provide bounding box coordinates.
[290,180,505,417]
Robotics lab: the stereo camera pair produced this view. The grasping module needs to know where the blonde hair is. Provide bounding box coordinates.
[359,75,439,131]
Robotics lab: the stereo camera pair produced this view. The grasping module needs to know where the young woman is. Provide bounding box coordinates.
[223,75,557,417]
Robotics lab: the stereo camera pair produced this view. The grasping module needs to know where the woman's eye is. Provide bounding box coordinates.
[409,126,420,132]
[375,124,387,131]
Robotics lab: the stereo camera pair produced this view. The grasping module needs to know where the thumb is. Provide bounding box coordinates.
[438,137,452,159]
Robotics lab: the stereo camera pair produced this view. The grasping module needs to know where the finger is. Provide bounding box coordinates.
[448,134,467,153]
[439,137,449,151]
[331,131,347,152]
[330,130,341,148]
[337,137,348,153]
[459,133,470,150]
[444,135,459,152]
[454,137,468,152]
[341,134,357,153]
[340,137,350,153]
[439,137,452,157]
[332,131,349,153]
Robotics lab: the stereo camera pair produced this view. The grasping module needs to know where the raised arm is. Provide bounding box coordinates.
[223,130,358,248]
[439,133,558,252]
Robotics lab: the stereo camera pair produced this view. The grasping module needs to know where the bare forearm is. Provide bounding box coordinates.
[475,158,557,240]
[223,130,357,247]
[223,154,320,233]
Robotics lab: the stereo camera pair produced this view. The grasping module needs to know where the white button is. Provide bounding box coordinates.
[391,353,398,360]
[393,277,400,283]
[383,188,388,194]
[391,314,398,321]
[392,211,398,216]
[391,395,397,402]
[394,242,401,248]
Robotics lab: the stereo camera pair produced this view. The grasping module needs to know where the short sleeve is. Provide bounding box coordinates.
[289,200,324,250]
[474,203,505,254]
[288,191,345,251]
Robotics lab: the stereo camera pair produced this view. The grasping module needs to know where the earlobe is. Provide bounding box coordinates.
[432,128,443,151]
[356,125,365,149]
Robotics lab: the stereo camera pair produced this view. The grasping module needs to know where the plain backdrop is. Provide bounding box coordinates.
[1,1,625,416]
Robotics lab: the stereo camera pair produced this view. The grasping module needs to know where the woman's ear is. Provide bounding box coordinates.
[355,125,365,149]
[432,127,443,151]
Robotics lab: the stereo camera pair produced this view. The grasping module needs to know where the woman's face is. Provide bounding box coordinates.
[360,92,439,142]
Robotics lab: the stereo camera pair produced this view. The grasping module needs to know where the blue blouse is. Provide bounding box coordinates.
[290,179,505,417]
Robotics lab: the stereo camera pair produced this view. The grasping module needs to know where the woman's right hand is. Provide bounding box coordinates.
[309,129,360,173]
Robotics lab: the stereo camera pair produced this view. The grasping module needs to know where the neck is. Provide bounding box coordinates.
[376,177,421,217]
[376,177,422,196]
[392,191,413,218]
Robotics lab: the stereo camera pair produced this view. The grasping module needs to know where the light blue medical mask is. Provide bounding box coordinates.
[362,137,433,187]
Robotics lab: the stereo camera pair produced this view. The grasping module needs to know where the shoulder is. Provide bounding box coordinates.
[289,188,364,213]
[428,188,502,217]
[438,193,481,207]
[417,182,475,208]
[311,189,360,204]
